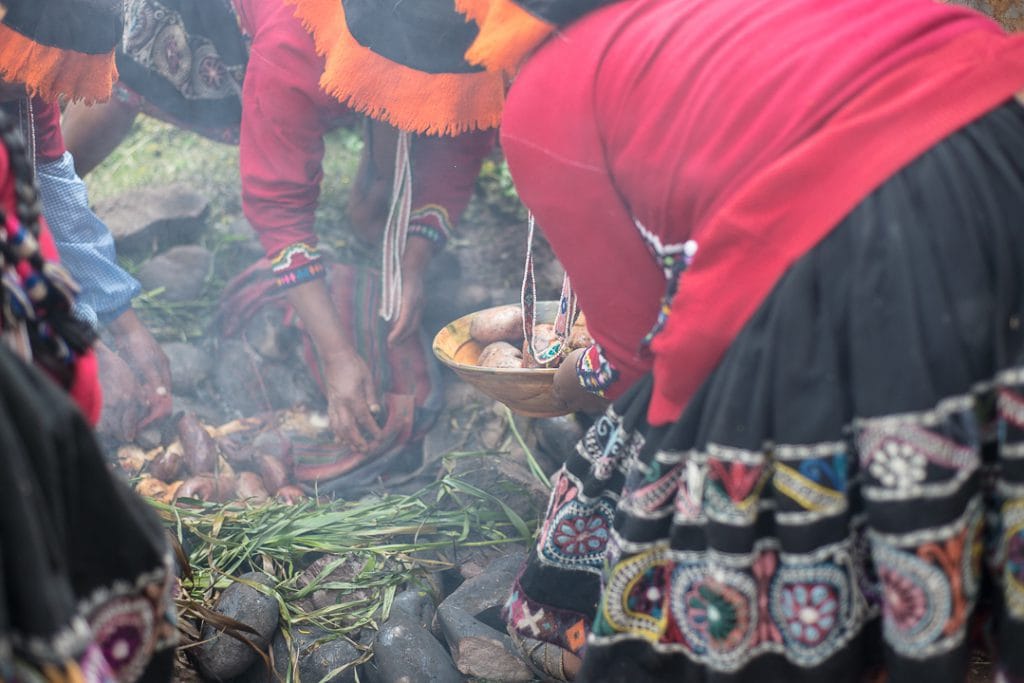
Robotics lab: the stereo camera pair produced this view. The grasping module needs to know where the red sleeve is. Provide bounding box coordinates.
[238,3,339,262]
[407,129,495,245]
[31,97,67,162]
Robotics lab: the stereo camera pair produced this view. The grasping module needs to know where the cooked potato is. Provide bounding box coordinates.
[117,446,147,476]
[569,324,594,349]
[235,472,270,504]
[478,341,524,368]
[135,476,170,500]
[275,485,307,505]
[175,475,216,502]
[470,305,524,344]
[149,445,183,482]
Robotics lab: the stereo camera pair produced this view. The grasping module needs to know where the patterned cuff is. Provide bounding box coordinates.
[576,343,619,396]
[408,204,454,247]
[269,242,326,289]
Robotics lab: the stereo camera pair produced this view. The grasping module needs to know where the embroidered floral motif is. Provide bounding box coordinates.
[597,548,674,644]
[769,562,854,665]
[704,456,768,525]
[539,496,615,573]
[779,583,839,646]
[867,439,927,490]
[874,543,953,656]
[670,564,756,662]
[674,460,707,523]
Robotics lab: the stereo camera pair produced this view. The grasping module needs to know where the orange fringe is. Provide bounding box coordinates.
[0,21,116,103]
[286,0,505,136]
[455,0,555,76]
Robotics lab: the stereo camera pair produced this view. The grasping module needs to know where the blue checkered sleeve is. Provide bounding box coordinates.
[37,152,141,328]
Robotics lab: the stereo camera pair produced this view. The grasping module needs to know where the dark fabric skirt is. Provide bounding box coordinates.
[116,0,248,142]
[0,346,175,682]
[505,99,1024,682]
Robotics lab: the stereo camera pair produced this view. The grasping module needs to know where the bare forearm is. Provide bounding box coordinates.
[283,277,354,359]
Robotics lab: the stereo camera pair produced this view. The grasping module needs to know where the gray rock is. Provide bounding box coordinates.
[370,609,462,683]
[163,341,213,396]
[260,361,323,411]
[93,184,209,259]
[213,339,273,416]
[533,414,584,474]
[390,589,436,631]
[235,626,360,683]
[193,572,279,681]
[135,427,164,450]
[437,553,533,682]
[445,452,549,525]
[136,245,213,302]
[440,553,523,617]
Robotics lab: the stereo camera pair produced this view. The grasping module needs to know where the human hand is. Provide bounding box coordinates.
[553,348,611,415]
[95,341,146,442]
[320,349,383,451]
[107,309,173,427]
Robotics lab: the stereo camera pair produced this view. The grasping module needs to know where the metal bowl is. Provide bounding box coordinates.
[432,302,580,418]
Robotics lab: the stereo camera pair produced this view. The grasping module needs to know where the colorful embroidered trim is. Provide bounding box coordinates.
[270,242,320,274]
[633,218,697,352]
[407,222,444,247]
[577,343,618,395]
[273,261,326,289]
[409,203,454,242]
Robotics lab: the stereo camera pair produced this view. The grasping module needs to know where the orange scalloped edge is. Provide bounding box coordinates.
[455,0,555,75]
[286,0,505,136]
[0,20,116,103]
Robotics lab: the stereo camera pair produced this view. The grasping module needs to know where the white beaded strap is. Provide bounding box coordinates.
[379,129,413,321]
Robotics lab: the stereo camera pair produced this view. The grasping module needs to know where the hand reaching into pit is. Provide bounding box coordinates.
[106,308,173,428]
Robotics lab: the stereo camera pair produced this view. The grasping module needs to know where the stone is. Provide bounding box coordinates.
[163,341,213,396]
[445,452,549,524]
[437,553,533,681]
[440,553,523,617]
[136,245,213,302]
[295,634,361,683]
[212,339,273,417]
[234,626,361,683]
[93,184,209,259]
[135,427,164,450]
[434,557,532,683]
[532,414,585,474]
[390,589,436,632]
[369,609,462,683]
[193,572,279,681]
[451,543,527,581]
[260,360,323,411]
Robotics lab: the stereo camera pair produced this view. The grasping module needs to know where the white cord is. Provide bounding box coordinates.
[379,130,412,321]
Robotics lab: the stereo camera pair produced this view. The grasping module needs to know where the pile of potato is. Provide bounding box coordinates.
[470,304,593,369]
[120,410,327,505]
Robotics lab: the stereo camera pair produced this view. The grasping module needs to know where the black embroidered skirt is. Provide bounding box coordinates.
[0,347,175,682]
[505,100,1024,682]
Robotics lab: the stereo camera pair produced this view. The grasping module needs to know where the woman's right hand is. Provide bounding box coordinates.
[283,274,384,449]
[319,348,382,451]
